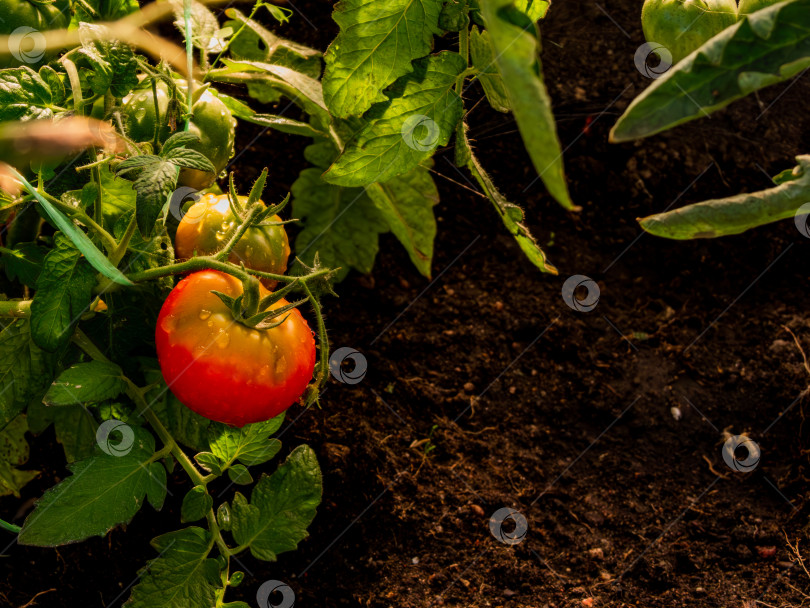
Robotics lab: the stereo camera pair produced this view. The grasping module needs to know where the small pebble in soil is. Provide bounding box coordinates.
[412,557,419,565]
[695,587,706,595]
[670,406,682,421]
[471,504,485,517]
[399,278,410,289]
[503,589,517,597]
[581,598,594,607]
[508,386,516,394]
[588,547,604,560]
[494,301,504,311]
[756,546,777,558]
[464,382,475,392]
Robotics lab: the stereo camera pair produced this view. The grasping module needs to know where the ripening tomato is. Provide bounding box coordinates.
[641,0,737,65]
[175,193,290,288]
[155,270,315,427]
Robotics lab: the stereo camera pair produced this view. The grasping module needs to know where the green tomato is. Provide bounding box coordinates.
[641,0,738,65]
[0,0,71,68]
[122,80,236,190]
[737,0,781,16]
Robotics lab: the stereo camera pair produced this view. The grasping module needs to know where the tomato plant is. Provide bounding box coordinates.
[175,191,290,287]
[737,0,781,14]
[0,0,70,68]
[613,0,810,240]
[156,270,315,427]
[641,0,737,64]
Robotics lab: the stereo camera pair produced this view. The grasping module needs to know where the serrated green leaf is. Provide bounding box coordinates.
[124,527,221,608]
[18,427,157,546]
[516,0,550,20]
[292,167,389,281]
[208,416,284,467]
[217,93,325,138]
[121,158,178,238]
[365,164,439,277]
[145,462,168,511]
[0,319,56,431]
[161,131,201,155]
[230,445,322,561]
[640,155,810,239]
[611,0,810,142]
[165,148,216,173]
[3,242,46,287]
[194,452,223,475]
[44,361,126,406]
[30,233,97,352]
[26,401,97,463]
[469,149,557,274]
[479,0,572,209]
[71,0,138,26]
[181,485,212,522]
[469,26,510,113]
[172,0,228,53]
[38,66,65,105]
[323,0,444,117]
[68,24,139,98]
[324,52,465,187]
[0,67,54,121]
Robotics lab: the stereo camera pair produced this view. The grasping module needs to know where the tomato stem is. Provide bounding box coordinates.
[215,204,264,262]
[302,282,329,405]
[0,518,20,534]
[0,299,31,317]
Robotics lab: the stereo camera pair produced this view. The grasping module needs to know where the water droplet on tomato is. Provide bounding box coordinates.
[198,309,211,320]
[275,355,287,375]
[161,315,177,332]
[259,365,269,376]
[215,332,230,349]
[244,245,254,260]
[135,107,147,120]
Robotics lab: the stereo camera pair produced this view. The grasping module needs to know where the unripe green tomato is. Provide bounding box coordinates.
[641,0,738,65]
[0,0,70,68]
[121,80,236,190]
[737,0,781,15]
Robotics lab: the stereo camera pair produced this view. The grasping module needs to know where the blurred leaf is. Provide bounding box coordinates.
[173,0,229,54]
[0,415,38,498]
[44,361,126,406]
[68,24,139,98]
[3,242,46,288]
[611,0,810,141]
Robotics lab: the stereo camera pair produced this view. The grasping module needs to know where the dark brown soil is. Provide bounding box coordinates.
[3,1,810,607]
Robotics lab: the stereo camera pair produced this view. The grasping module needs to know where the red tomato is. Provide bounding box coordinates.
[155,270,315,426]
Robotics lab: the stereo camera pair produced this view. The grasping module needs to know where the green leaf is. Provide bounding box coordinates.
[208,416,284,467]
[181,485,212,522]
[124,527,221,608]
[38,66,65,105]
[3,242,46,288]
[365,164,439,277]
[515,0,550,20]
[70,164,137,229]
[639,154,810,239]
[0,415,38,498]
[18,427,157,546]
[292,167,389,281]
[479,0,573,209]
[44,361,126,406]
[324,52,465,187]
[194,452,222,475]
[71,0,139,26]
[469,26,510,113]
[440,0,470,31]
[145,462,168,511]
[228,464,253,485]
[217,94,326,138]
[0,67,54,121]
[117,158,179,238]
[469,148,557,273]
[25,400,98,463]
[30,233,97,352]
[323,0,444,117]
[68,24,139,98]
[172,0,229,54]
[165,148,216,173]
[161,131,202,154]
[0,319,56,431]
[230,445,322,561]
[611,0,810,142]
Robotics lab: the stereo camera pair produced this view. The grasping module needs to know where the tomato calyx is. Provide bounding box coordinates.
[211,275,308,330]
